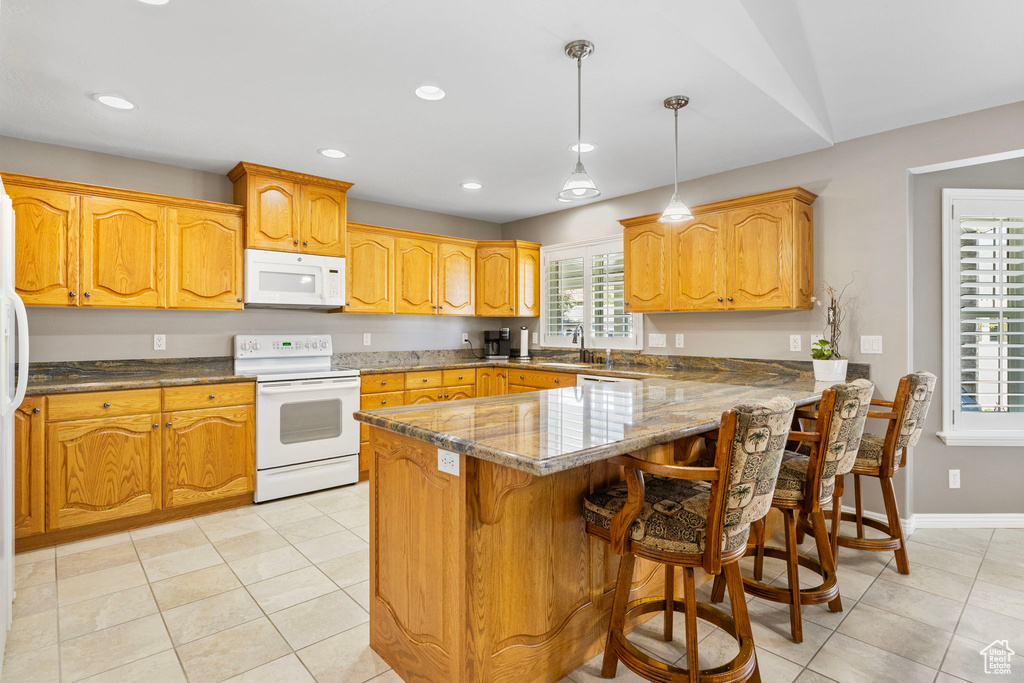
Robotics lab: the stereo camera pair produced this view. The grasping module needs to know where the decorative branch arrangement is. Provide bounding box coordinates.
[813,277,855,360]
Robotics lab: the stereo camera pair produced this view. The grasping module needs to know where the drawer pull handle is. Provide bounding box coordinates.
[381,400,387,405]
[33,408,40,414]
[103,402,111,408]
[554,379,560,383]
[166,422,173,427]
[152,423,159,429]
[84,292,91,298]
[209,394,215,399]
[69,291,76,297]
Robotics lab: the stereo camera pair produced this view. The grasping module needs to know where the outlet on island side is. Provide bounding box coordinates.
[949,469,961,489]
[438,449,460,476]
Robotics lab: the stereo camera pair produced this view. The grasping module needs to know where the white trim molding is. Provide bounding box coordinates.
[937,430,1024,447]
[840,505,915,537]
[911,513,1024,529]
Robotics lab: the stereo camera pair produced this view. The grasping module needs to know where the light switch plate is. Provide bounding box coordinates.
[153,334,166,351]
[789,335,802,352]
[438,449,460,476]
[860,335,883,354]
[649,333,667,348]
[675,334,685,348]
[363,333,372,346]
[532,332,539,344]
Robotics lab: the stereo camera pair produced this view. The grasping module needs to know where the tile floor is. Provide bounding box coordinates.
[3,482,1021,683]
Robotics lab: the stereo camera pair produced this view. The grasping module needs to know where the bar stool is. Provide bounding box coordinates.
[832,372,936,574]
[584,397,796,683]
[711,379,874,643]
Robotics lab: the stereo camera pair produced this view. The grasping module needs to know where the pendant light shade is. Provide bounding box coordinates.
[658,95,693,223]
[559,40,600,202]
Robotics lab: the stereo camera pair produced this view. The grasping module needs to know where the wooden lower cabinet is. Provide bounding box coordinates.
[443,385,475,401]
[476,367,508,397]
[163,405,255,508]
[14,398,45,538]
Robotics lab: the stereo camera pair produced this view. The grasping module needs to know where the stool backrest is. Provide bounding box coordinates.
[895,372,937,449]
[821,379,875,480]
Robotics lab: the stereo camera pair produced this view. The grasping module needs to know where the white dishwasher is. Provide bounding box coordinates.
[577,374,642,386]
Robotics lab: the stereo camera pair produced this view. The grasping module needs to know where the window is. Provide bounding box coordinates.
[940,189,1024,446]
[541,236,643,350]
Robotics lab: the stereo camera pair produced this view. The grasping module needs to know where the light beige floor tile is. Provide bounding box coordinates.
[836,602,952,668]
[60,613,171,682]
[246,566,337,613]
[978,559,1024,593]
[175,617,291,683]
[57,562,148,607]
[368,672,404,683]
[940,634,1022,682]
[59,584,158,640]
[56,542,138,580]
[256,501,322,528]
[224,654,315,682]
[834,544,891,577]
[55,532,131,558]
[213,528,289,563]
[297,622,390,683]
[754,648,805,683]
[933,675,968,683]
[2,643,60,683]
[808,632,936,683]
[909,528,992,558]
[15,557,55,589]
[132,526,210,559]
[969,580,1024,620]
[904,540,983,578]
[569,652,648,682]
[794,671,839,682]
[15,546,54,566]
[196,511,271,542]
[879,562,974,602]
[305,490,366,514]
[141,543,222,582]
[229,545,311,585]
[760,594,849,631]
[956,604,1024,647]
[277,515,345,545]
[328,503,369,528]
[78,649,186,683]
[150,563,241,610]
[269,589,368,649]
[128,517,198,541]
[12,581,57,619]
[294,529,367,564]
[163,587,263,645]
[349,482,371,500]
[318,548,369,588]
[350,524,371,543]
[859,578,964,631]
[345,580,371,612]
[5,608,58,656]
[744,599,832,665]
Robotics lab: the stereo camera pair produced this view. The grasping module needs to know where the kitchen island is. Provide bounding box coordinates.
[354,374,823,683]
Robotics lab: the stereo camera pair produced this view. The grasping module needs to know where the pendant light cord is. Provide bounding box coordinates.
[576,57,582,164]
[673,107,679,194]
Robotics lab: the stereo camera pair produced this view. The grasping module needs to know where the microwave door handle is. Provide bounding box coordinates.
[259,380,360,395]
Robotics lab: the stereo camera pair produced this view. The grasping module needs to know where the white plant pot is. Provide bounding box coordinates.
[813,359,848,383]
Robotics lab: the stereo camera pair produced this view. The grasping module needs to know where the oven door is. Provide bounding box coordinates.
[256,376,360,470]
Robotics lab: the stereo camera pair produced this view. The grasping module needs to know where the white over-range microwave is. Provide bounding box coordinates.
[244,249,345,309]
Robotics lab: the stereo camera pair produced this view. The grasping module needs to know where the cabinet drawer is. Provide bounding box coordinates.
[163,383,255,411]
[406,370,443,389]
[361,373,405,393]
[47,389,162,421]
[507,369,576,389]
[405,388,444,404]
[442,369,476,386]
[360,391,405,410]
[507,384,539,394]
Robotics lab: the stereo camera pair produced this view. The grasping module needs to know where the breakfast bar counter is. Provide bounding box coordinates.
[354,375,822,683]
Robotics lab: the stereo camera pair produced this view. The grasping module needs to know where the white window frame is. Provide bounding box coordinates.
[540,235,643,351]
[939,188,1024,446]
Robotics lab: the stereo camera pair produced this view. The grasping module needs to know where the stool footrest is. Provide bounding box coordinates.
[741,546,840,606]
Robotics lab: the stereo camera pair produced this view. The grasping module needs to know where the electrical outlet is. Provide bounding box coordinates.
[789,335,802,352]
[649,333,666,348]
[861,335,883,354]
[438,449,460,476]
[362,333,371,346]
[153,334,166,351]
[532,332,539,344]
[949,469,961,489]
[461,332,470,344]
[675,334,685,348]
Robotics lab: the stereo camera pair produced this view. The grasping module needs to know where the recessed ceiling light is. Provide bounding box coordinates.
[460,182,483,190]
[137,0,170,4]
[569,142,597,153]
[414,85,445,101]
[94,94,135,110]
[318,148,347,159]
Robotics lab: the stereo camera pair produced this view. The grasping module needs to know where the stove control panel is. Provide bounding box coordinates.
[234,334,333,359]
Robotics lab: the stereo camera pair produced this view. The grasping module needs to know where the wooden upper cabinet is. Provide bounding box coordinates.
[395,237,438,315]
[725,200,793,310]
[7,185,80,306]
[163,405,255,508]
[14,397,44,538]
[229,163,352,256]
[346,227,395,313]
[476,245,515,316]
[300,184,347,256]
[437,242,474,315]
[80,197,166,308]
[671,213,727,311]
[515,245,540,317]
[167,208,244,310]
[623,222,670,312]
[794,202,815,308]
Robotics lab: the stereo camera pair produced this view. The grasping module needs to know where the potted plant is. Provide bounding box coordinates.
[811,279,853,382]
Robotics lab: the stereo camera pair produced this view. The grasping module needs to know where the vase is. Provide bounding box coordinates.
[813,359,848,383]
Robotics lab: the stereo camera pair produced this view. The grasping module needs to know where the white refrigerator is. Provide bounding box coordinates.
[0,178,29,663]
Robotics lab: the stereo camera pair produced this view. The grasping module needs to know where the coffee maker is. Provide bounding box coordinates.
[483,328,511,360]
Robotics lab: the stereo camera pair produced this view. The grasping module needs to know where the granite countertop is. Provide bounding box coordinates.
[25,358,255,396]
[355,374,824,476]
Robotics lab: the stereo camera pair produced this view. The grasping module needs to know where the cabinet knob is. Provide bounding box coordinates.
[727,296,733,302]
[381,400,387,405]
[345,302,351,306]
[458,376,463,380]
[303,241,309,246]
[33,407,40,414]
[381,381,387,386]
[209,394,215,399]
[520,375,525,379]
[422,378,428,383]
[554,379,560,383]
[69,291,76,297]
[103,402,110,408]
[166,422,173,427]
[152,423,159,429]
[237,298,243,303]
[510,307,514,311]
[293,240,300,245]
[84,292,91,298]
[717,297,723,302]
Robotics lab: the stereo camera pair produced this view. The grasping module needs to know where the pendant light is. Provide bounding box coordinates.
[558,40,600,201]
[658,95,694,223]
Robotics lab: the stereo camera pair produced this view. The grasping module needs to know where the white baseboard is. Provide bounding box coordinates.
[839,504,914,536]
[910,513,1024,529]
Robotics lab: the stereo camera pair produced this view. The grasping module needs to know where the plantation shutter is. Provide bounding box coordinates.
[545,254,585,339]
[590,250,632,340]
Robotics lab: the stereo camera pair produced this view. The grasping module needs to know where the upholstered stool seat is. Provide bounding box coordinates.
[772,451,836,502]
[851,433,886,471]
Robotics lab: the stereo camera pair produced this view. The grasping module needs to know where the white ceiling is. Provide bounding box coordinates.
[2,0,1023,223]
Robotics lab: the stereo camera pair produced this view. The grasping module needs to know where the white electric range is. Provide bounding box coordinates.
[234,334,361,502]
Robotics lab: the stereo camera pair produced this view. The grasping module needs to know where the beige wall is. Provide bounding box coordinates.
[502,101,1024,516]
[910,157,1024,515]
[0,136,502,361]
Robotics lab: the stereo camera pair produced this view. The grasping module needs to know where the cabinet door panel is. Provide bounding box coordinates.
[395,237,437,315]
[14,397,45,538]
[46,414,162,529]
[8,186,80,306]
[671,214,727,311]
[476,246,515,316]
[438,242,474,315]
[476,368,508,397]
[726,201,793,309]
[623,223,670,312]
[163,405,254,508]
[248,176,300,251]
[443,385,475,401]
[405,388,444,404]
[346,230,395,313]
[300,185,346,257]
[81,197,165,308]
[168,209,243,310]
[794,201,814,308]
[515,247,540,317]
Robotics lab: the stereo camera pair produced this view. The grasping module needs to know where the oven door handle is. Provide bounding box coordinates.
[259,380,360,395]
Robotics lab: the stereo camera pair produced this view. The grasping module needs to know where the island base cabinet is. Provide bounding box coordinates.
[369,428,670,683]
[163,405,255,508]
